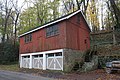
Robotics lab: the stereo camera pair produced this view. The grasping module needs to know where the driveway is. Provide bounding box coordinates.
[0,70,53,80]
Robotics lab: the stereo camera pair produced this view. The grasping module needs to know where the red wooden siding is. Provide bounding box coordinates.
[19,12,90,54]
[19,21,67,54]
[66,13,90,51]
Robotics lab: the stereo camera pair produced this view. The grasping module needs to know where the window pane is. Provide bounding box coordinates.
[24,34,32,43]
[23,56,30,58]
[46,33,49,37]
[55,52,62,56]
[51,30,54,36]
[48,53,54,57]
[54,25,58,31]
[34,55,38,58]
[25,36,26,43]
[26,35,28,42]
[30,34,32,41]
[49,27,53,32]
[46,24,59,37]
[38,54,43,57]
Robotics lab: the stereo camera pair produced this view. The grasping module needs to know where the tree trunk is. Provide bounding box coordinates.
[14,13,19,45]
[109,0,120,28]
[113,26,117,45]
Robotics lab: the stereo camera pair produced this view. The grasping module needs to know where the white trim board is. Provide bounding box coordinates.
[20,49,63,56]
[19,10,89,37]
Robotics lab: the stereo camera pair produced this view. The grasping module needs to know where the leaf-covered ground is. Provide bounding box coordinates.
[62,69,120,80]
[20,69,120,80]
[0,64,120,80]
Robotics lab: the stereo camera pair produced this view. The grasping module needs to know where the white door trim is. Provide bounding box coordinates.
[20,49,64,70]
[20,49,63,56]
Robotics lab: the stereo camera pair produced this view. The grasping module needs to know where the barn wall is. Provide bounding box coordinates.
[19,12,90,54]
[19,21,67,54]
[66,13,90,51]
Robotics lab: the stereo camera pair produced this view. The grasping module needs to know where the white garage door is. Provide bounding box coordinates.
[33,54,43,69]
[22,56,30,68]
[47,52,63,70]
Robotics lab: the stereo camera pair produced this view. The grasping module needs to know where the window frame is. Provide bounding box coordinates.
[24,34,32,43]
[46,24,59,37]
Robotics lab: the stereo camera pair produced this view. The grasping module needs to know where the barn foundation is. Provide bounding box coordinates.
[63,48,85,72]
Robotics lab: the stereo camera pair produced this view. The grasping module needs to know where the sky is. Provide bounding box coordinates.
[18,0,27,10]
[18,0,24,7]
[18,0,34,11]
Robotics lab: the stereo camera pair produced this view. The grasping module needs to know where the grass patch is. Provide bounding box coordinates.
[0,63,19,71]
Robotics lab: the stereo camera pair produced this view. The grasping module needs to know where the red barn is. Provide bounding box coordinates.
[19,10,90,72]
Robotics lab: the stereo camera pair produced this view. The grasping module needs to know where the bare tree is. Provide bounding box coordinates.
[1,0,13,42]
[107,0,120,45]
[109,0,120,27]
[0,0,24,43]
[76,0,89,16]
[62,0,89,16]
[62,0,75,14]
[11,0,25,45]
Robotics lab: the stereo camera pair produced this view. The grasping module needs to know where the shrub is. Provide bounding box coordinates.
[0,42,19,64]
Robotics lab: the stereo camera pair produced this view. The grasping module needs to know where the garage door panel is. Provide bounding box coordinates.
[33,59,38,68]
[33,58,43,69]
[47,52,63,70]
[49,64,54,69]
[22,58,30,68]
[55,58,62,69]
[27,59,30,68]
[55,59,61,69]
[39,59,43,68]
[47,58,54,69]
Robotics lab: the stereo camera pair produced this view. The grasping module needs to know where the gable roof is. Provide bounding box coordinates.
[19,9,90,37]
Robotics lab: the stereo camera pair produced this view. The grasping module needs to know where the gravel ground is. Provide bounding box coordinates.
[20,69,120,80]
[0,70,54,80]
[0,69,120,80]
